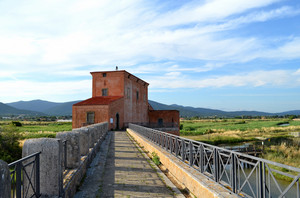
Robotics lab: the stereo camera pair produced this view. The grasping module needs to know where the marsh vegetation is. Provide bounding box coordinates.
[181,118,300,168]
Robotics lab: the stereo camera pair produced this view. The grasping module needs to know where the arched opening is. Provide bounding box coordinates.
[116,113,119,130]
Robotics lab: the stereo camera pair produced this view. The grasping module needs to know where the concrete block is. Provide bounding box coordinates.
[88,127,97,146]
[73,128,89,156]
[0,160,10,198]
[56,131,80,169]
[22,138,63,197]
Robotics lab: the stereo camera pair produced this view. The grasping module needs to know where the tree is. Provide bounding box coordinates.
[0,125,22,163]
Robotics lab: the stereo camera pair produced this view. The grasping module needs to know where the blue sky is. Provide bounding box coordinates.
[0,0,299,113]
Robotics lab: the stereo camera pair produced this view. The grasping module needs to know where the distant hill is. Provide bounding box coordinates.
[148,100,296,117]
[6,100,81,116]
[2,99,299,117]
[0,102,45,116]
[277,110,300,116]
[43,100,82,115]
[7,99,60,112]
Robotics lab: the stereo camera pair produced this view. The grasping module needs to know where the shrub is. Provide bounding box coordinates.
[0,126,22,163]
[11,121,22,127]
[179,124,183,130]
[151,152,161,166]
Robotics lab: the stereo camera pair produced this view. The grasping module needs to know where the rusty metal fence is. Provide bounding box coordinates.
[129,123,300,198]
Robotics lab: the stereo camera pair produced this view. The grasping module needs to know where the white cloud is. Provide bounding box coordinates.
[0,0,299,104]
[147,70,295,89]
[150,0,282,27]
[0,79,92,102]
[0,0,294,71]
[295,69,300,75]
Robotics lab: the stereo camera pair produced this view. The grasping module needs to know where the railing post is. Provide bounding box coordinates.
[165,135,168,151]
[181,139,185,161]
[189,141,193,166]
[259,161,266,198]
[170,136,173,153]
[231,153,237,193]
[175,137,179,157]
[214,148,219,182]
[16,161,22,198]
[200,145,204,173]
[35,153,40,197]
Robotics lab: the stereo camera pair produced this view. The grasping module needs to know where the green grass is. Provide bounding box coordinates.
[180,119,300,136]
[181,119,300,145]
[0,121,72,140]
[18,122,72,133]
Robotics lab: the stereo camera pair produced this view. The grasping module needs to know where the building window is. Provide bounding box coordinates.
[143,94,146,102]
[103,73,107,77]
[127,88,130,99]
[158,118,163,127]
[87,112,95,124]
[136,91,139,100]
[102,88,108,96]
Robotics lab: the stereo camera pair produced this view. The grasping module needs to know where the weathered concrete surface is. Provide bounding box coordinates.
[22,138,62,197]
[0,160,10,198]
[127,129,239,198]
[72,128,89,156]
[63,123,108,198]
[74,132,112,198]
[56,131,80,169]
[75,131,176,198]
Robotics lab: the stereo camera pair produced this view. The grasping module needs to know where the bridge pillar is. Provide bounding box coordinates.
[22,138,63,197]
[0,160,10,198]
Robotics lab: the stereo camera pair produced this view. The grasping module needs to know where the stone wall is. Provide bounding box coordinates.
[0,160,10,198]
[3,122,109,198]
[62,122,108,198]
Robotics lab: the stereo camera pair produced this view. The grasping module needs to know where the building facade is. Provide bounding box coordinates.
[72,70,179,135]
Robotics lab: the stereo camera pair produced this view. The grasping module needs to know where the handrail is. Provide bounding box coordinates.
[8,152,41,166]
[9,152,41,198]
[129,123,300,198]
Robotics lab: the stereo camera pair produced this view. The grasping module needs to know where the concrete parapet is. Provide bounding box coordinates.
[56,131,80,169]
[63,123,108,198]
[0,160,10,198]
[127,129,238,198]
[22,138,63,197]
[87,127,97,147]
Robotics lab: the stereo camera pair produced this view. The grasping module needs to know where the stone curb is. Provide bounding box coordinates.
[127,132,185,198]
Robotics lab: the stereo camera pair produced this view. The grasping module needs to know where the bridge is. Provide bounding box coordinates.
[1,123,299,197]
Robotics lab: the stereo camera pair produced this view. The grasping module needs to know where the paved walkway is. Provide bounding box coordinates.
[75,131,175,198]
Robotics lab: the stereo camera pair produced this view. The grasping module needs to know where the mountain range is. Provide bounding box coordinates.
[0,99,299,117]
[2,100,81,116]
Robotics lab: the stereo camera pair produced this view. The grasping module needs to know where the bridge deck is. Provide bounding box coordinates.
[75,131,175,198]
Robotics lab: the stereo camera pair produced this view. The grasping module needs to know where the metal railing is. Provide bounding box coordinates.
[129,124,300,198]
[9,152,41,198]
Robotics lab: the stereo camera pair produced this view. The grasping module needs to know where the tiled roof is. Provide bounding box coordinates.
[73,96,123,106]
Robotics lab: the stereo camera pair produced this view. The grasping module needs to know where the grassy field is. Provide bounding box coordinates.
[0,121,72,139]
[180,118,300,145]
[180,118,300,173]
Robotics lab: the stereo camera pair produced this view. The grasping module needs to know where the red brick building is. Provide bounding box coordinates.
[72,70,180,135]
